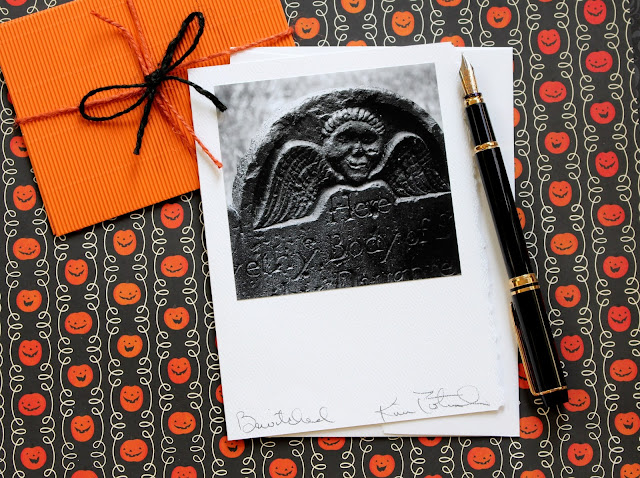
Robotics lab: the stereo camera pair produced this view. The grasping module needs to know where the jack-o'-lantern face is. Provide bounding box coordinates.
[71,471,99,478]
[621,463,640,478]
[168,411,196,435]
[369,454,395,477]
[71,415,95,442]
[521,471,546,478]
[563,389,590,412]
[539,81,566,103]
[164,307,190,331]
[120,385,143,412]
[113,283,141,305]
[317,437,346,451]
[13,237,41,261]
[516,207,525,229]
[269,458,298,478]
[608,305,631,332]
[467,447,495,470]
[120,439,148,462]
[520,416,543,439]
[19,339,42,366]
[13,185,36,211]
[514,158,523,179]
[586,51,613,73]
[10,136,29,157]
[215,384,223,403]
[603,256,629,279]
[418,436,442,447]
[615,412,640,436]
[65,259,89,285]
[219,436,246,458]
[171,466,197,478]
[550,233,578,256]
[436,0,462,6]
[590,101,615,124]
[16,289,42,313]
[567,443,593,466]
[544,132,570,154]
[20,446,46,470]
[161,255,189,278]
[168,357,192,384]
[68,364,94,388]
[161,203,185,229]
[597,204,625,226]
[555,284,581,308]
[595,151,619,177]
[548,181,572,207]
[537,29,560,55]
[347,40,367,46]
[441,35,465,47]
[65,312,93,335]
[560,335,584,361]
[113,230,137,256]
[18,392,47,416]
[486,7,511,29]
[610,359,638,382]
[392,11,415,36]
[518,363,529,389]
[514,108,520,127]
[294,17,320,40]
[341,0,365,14]
[584,0,606,25]
[117,335,144,358]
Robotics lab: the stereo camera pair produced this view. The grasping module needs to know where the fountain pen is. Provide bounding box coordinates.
[459,56,568,407]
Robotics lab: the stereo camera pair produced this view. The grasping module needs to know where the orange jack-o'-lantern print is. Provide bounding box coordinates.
[486,7,511,29]
[164,307,190,330]
[10,136,29,157]
[520,471,546,478]
[391,11,415,36]
[514,158,523,179]
[171,466,198,478]
[550,233,578,256]
[537,29,561,55]
[548,181,572,207]
[269,458,298,478]
[13,185,36,211]
[113,229,137,255]
[19,339,42,366]
[168,411,197,435]
[341,0,365,14]
[520,416,544,439]
[436,0,462,6]
[595,151,619,177]
[620,464,640,478]
[539,81,567,103]
[113,283,142,305]
[120,385,144,412]
[563,389,590,412]
[346,40,367,46]
[215,384,224,403]
[64,312,93,335]
[597,204,625,226]
[467,447,496,470]
[20,446,46,470]
[610,359,638,382]
[615,412,640,436]
[555,284,581,308]
[518,363,529,389]
[67,364,94,388]
[168,357,192,384]
[583,0,606,25]
[560,335,584,361]
[71,471,99,478]
[590,101,615,124]
[117,335,144,358]
[120,439,148,462]
[161,255,189,278]
[441,35,465,47]
[65,259,89,285]
[13,237,41,261]
[567,442,593,466]
[161,203,185,229]
[18,392,47,416]
[16,289,42,313]
[219,436,246,458]
[608,305,631,332]
[544,132,570,154]
[585,51,613,73]
[603,255,629,279]
[317,437,346,451]
[516,207,525,229]
[369,454,395,477]
[294,17,320,40]
[70,415,95,442]
[418,436,442,447]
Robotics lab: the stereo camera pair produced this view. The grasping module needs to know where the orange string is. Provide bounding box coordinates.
[14,2,294,169]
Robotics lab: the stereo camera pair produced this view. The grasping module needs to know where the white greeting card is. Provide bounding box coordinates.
[190,43,505,439]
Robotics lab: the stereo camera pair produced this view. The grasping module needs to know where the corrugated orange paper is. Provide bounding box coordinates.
[0,0,293,235]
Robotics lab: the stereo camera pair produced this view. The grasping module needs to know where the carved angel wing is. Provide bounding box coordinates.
[255,140,336,229]
[374,132,449,197]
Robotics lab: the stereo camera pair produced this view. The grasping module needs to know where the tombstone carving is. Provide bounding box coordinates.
[228,87,461,299]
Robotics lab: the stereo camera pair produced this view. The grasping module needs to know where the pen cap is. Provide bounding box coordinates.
[511,286,568,407]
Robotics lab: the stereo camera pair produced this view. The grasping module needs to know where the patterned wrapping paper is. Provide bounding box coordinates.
[1,1,638,478]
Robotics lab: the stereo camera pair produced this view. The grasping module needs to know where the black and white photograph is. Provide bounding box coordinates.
[216,64,462,300]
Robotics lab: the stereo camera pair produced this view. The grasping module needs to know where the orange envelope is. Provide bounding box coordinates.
[0,0,293,235]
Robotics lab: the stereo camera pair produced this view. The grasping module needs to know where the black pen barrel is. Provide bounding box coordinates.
[465,102,531,278]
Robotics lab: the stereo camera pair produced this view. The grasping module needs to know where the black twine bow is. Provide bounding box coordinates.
[79,12,227,155]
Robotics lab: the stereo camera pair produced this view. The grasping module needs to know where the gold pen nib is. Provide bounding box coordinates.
[459,55,479,96]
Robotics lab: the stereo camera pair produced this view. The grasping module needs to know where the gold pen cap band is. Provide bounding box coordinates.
[474,141,499,153]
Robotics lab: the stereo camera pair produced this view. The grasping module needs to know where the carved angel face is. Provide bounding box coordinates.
[323,121,383,184]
